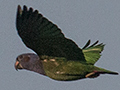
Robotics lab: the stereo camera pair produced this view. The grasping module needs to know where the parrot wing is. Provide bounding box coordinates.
[16,5,85,61]
[82,40,105,65]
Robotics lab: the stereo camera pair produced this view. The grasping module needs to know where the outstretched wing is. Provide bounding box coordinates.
[82,40,105,65]
[16,5,85,61]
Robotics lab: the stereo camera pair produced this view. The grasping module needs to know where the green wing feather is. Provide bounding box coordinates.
[16,5,85,61]
[82,40,105,65]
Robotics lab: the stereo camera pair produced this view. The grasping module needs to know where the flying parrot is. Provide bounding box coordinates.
[15,5,118,81]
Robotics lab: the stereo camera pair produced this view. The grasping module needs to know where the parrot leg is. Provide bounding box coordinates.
[85,71,100,78]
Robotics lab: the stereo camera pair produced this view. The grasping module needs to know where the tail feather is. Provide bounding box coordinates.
[86,70,118,78]
[106,72,118,75]
[95,70,118,75]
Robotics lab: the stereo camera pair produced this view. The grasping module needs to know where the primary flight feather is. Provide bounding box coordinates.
[15,5,118,81]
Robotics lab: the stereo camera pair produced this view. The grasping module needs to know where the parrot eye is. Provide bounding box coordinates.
[24,55,30,62]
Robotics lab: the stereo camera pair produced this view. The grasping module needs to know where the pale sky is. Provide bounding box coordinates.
[0,0,120,90]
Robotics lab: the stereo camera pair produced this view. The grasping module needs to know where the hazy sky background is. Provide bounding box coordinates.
[0,0,120,90]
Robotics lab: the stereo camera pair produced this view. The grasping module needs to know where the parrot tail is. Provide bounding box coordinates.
[86,70,118,78]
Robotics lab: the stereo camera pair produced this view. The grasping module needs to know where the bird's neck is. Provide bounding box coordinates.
[30,60,46,76]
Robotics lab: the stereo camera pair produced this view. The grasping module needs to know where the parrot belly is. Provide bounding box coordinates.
[42,58,98,81]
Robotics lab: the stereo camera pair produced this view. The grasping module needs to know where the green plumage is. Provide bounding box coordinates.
[39,41,117,81]
[15,5,118,81]
[83,40,105,65]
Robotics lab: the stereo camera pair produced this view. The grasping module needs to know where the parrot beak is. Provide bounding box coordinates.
[15,61,23,71]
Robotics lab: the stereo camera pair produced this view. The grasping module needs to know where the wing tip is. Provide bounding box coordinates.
[82,40,91,49]
[17,5,22,15]
[17,5,29,14]
[17,5,21,10]
[82,40,104,49]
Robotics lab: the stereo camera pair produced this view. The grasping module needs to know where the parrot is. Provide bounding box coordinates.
[15,5,118,81]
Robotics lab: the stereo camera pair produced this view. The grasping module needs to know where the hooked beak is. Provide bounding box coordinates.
[15,61,23,71]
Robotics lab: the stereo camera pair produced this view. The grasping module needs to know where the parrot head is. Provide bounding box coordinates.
[15,53,39,70]
[15,53,46,75]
